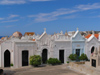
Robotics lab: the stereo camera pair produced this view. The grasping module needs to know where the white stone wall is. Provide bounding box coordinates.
[1,40,14,67]
[14,42,37,68]
[72,30,86,56]
[2,30,100,68]
[53,41,72,63]
[85,38,99,59]
[72,41,85,56]
[36,32,52,59]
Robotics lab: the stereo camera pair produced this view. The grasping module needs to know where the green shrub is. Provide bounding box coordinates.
[79,53,88,60]
[68,54,77,60]
[67,61,69,63]
[10,64,13,66]
[29,55,42,67]
[47,58,61,65]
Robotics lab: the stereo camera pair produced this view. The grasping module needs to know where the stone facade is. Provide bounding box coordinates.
[90,46,100,67]
[72,28,85,56]
[0,28,100,68]
[0,29,72,68]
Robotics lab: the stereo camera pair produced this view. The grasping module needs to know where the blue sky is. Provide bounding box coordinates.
[0,0,100,36]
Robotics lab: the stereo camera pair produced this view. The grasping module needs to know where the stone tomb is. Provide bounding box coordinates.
[90,46,100,67]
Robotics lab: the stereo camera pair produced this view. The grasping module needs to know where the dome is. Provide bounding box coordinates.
[12,31,22,38]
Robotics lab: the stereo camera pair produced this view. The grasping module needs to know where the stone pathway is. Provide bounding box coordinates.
[3,64,85,75]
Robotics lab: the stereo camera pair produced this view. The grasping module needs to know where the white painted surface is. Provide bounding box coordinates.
[0,29,100,68]
[85,35,99,59]
[72,29,85,56]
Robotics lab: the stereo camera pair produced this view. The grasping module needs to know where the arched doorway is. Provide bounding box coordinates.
[22,50,29,66]
[91,46,95,54]
[4,50,10,67]
[42,49,48,64]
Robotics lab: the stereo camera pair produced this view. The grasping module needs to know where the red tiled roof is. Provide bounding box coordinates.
[32,39,35,41]
[1,37,5,40]
[13,31,22,37]
[85,34,99,39]
[24,32,35,36]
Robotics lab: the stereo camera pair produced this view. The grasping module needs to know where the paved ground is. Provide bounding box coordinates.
[3,64,85,75]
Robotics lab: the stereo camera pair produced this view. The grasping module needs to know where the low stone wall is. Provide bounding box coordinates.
[69,62,100,75]
[85,61,91,66]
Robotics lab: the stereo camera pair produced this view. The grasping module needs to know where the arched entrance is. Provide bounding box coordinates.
[4,50,10,67]
[22,50,29,66]
[91,46,95,54]
[42,49,48,64]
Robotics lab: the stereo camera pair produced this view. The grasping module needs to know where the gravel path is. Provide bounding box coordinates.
[3,64,85,75]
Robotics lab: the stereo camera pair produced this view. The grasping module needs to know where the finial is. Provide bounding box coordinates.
[88,31,89,34]
[44,28,46,32]
[92,30,94,35]
[60,31,63,34]
[77,28,79,31]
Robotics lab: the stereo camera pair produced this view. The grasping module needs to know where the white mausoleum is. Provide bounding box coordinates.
[0,28,100,68]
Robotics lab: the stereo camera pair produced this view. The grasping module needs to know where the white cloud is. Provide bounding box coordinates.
[0,18,4,20]
[28,3,100,22]
[76,3,100,10]
[1,19,19,23]
[63,15,77,19]
[4,25,16,28]
[97,15,100,17]
[0,14,20,23]
[30,0,51,1]
[7,14,19,19]
[0,0,52,5]
[0,0,26,5]
[29,9,78,22]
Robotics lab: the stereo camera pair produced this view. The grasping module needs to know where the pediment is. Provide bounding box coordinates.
[38,33,51,46]
[88,36,98,43]
[72,31,85,41]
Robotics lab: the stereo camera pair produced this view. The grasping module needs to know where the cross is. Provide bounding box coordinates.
[92,30,94,35]
[44,28,46,32]
[77,28,79,31]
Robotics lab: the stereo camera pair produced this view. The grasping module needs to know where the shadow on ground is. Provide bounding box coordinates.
[4,70,16,75]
